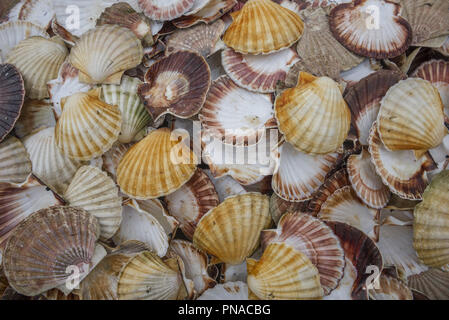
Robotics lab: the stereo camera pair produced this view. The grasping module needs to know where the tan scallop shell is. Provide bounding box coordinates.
[0,136,31,184]
[408,268,449,300]
[173,0,236,29]
[193,193,271,265]
[14,99,56,139]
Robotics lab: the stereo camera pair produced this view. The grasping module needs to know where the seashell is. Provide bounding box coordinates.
[0,64,25,142]
[368,124,436,201]
[347,148,391,209]
[296,7,363,80]
[134,199,179,239]
[199,75,275,145]
[269,193,309,224]
[117,250,186,300]
[413,170,449,268]
[0,176,63,248]
[166,19,225,58]
[0,21,47,61]
[23,127,85,195]
[198,281,248,300]
[14,99,56,139]
[261,212,345,295]
[223,0,304,55]
[408,268,449,300]
[204,169,247,202]
[55,88,122,161]
[329,0,412,59]
[272,141,341,202]
[322,257,357,300]
[165,168,219,240]
[138,0,195,21]
[117,127,197,200]
[101,76,152,144]
[437,36,449,57]
[102,142,133,182]
[43,289,80,301]
[138,50,211,122]
[64,166,122,240]
[6,36,68,100]
[377,78,446,154]
[3,206,100,296]
[185,0,212,15]
[247,242,324,300]
[368,274,413,300]
[173,0,236,29]
[15,0,54,29]
[193,193,271,265]
[340,59,381,87]
[0,136,31,184]
[344,70,406,146]
[69,25,143,85]
[275,72,351,155]
[112,200,169,258]
[50,17,79,47]
[0,0,20,22]
[165,249,196,300]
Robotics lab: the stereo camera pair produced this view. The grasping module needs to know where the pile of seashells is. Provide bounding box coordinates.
[0,0,448,300]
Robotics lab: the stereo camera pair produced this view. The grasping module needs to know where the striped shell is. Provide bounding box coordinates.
[0,136,31,184]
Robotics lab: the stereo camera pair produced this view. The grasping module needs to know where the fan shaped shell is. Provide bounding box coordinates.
[0,136,31,184]
[138,0,195,21]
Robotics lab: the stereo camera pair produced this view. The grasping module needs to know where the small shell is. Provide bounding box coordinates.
[69,25,143,85]
[275,72,351,155]
[138,0,195,21]
[102,142,133,182]
[269,193,309,224]
[173,0,236,29]
[6,36,68,100]
[408,268,449,300]
[193,193,271,265]
[0,64,24,142]
[165,168,219,240]
[329,0,412,59]
[3,206,100,296]
[138,50,211,122]
[55,88,122,161]
[14,99,56,138]
[117,128,197,200]
[198,281,248,300]
[0,136,31,184]
[223,0,304,55]
[368,274,413,300]
[247,242,324,300]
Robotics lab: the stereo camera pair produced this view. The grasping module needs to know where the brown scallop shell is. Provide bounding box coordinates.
[0,135,31,184]
[408,268,449,300]
[138,0,195,21]
[269,193,309,224]
[173,0,237,29]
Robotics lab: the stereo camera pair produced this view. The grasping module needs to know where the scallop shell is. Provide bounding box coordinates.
[50,17,79,47]
[199,75,275,145]
[173,0,236,29]
[269,193,309,224]
[55,88,122,161]
[377,78,446,154]
[329,0,412,59]
[275,72,351,155]
[15,0,54,29]
[0,64,25,142]
[368,274,413,300]
[138,0,194,21]
[193,193,271,265]
[69,25,143,85]
[437,36,449,56]
[0,0,20,22]
[102,142,133,182]
[347,148,390,209]
[261,212,345,295]
[413,170,449,268]
[6,36,68,100]
[14,99,56,139]
[165,168,219,240]
[134,199,179,239]
[247,242,323,300]
[198,281,248,300]
[117,127,197,200]
[408,268,449,300]
[23,127,85,195]
[0,136,31,184]
[138,50,211,122]
[3,206,100,296]
[340,59,380,87]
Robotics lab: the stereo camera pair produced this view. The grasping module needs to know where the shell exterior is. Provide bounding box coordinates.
[138,0,195,21]
[247,242,324,300]
[408,268,449,300]
[138,50,211,122]
[6,36,68,100]
[329,0,412,59]
[69,25,143,85]
[0,64,24,142]
[269,193,309,224]
[14,99,55,139]
[223,0,304,55]
[117,127,197,200]
[368,274,413,300]
[414,171,449,268]
[198,281,248,300]
[102,142,133,182]
[173,0,236,29]
[0,136,31,184]
[165,168,219,240]
[193,193,271,265]
[55,88,122,161]
[64,166,122,240]
[275,72,351,155]
[377,78,446,153]
[15,0,54,29]
[261,212,345,295]
[3,206,100,296]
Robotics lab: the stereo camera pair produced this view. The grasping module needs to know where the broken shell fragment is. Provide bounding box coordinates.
[198,281,248,300]
[368,274,413,300]
[0,136,31,184]
[173,0,237,29]
[269,193,308,224]
[138,0,195,21]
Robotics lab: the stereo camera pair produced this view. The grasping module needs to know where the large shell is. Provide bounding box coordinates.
[377,78,446,154]
[3,206,100,296]
[223,0,304,55]
[138,50,211,122]
[0,64,24,142]
[14,99,55,139]
[329,0,412,59]
[408,268,449,300]
[6,36,68,100]
[138,0,195,21]
[117,128,197,200]
[247,242,324,300]
[0,136,31,184]
[193,193,271,265]
[275,72,351,155]
[69,25,143,85]
[414,171,449,268]
[261,212,345,295]
[55,88,122,161]
[198,281,248,300]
